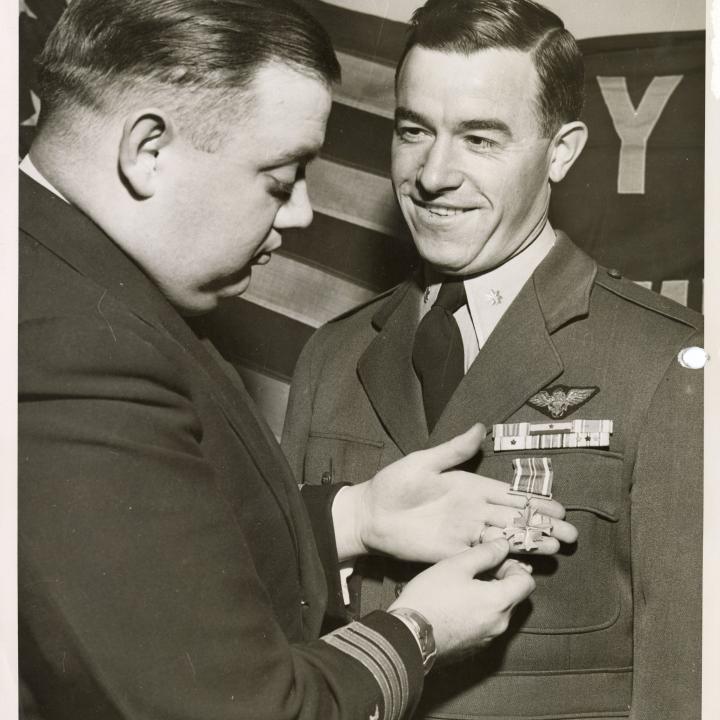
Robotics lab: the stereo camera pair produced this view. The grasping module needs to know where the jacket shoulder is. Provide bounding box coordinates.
[593,267,702,332]
[296,283,408,368]
[326,282,404,325]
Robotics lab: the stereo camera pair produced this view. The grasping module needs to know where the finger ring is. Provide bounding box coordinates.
[471,524,488,546]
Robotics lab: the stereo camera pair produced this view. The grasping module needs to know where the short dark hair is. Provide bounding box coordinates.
[37,0,341,149]
[398,0,584,136]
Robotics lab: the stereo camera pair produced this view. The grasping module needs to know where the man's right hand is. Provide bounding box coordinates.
[388,538,534,659]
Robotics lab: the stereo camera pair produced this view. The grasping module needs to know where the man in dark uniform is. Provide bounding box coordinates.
[19,1,582,718]
[283,1,704,718]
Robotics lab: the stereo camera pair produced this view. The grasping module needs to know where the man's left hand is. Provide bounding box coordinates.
[332,423,578,562]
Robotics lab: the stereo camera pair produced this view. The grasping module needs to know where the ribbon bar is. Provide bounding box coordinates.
[493,419,613,452]
[509,457,553,499]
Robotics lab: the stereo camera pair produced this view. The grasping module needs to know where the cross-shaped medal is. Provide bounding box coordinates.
[503,501,553,551]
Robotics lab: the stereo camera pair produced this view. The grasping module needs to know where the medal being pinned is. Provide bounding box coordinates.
[503,457,555,551]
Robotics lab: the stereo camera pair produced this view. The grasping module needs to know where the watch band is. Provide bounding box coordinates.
[388,607,437,674]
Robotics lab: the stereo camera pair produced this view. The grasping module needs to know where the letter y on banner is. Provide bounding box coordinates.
[598,75,683,194]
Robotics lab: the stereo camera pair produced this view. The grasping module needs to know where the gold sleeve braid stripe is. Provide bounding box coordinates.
[322,621,409,720]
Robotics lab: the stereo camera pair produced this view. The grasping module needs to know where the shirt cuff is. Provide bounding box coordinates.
[339,561,354,606]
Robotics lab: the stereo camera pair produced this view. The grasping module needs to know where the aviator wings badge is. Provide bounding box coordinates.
[527,384,599,420]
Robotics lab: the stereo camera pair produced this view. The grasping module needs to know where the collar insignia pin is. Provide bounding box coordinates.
[487,289,503,305]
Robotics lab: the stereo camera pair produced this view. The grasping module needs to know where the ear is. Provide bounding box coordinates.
[118,110,175,198]
[547,121,588,184]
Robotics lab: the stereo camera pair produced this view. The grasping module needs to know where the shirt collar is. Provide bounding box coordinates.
[464,220,556,317]
[19,154,70,203]
[419,218,556,353]
[421,216,556,310]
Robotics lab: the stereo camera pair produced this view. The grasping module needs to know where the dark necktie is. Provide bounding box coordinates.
[412,280,467,432]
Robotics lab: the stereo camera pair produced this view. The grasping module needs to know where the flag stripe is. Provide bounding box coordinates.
[244,253,377,328]
[189,301,314,381]
[282,215,417,293]
[687,278,704,313]
[579,30,705,57]
[297,0,407,64]
[316,0,704,38]
[659,280,689,307]
[300,2,705,67]
[325,100,393,176]
[236,367,290,441]
[307,159,404,236]
[334,52,396,121]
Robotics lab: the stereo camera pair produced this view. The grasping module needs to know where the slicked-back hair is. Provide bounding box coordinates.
[37,0,341,150]
[397,0,584,137]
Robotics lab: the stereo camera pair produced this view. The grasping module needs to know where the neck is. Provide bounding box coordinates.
[31,124,131,223]
[29,129,91,210]
[502,187,551,267]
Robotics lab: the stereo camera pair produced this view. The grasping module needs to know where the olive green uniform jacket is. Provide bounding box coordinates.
[282,233,703,720]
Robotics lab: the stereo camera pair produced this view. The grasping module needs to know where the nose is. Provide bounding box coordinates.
[417,138,463,195]
[274,178,314,230]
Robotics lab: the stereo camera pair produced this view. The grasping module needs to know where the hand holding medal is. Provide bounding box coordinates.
[340,424,577,563]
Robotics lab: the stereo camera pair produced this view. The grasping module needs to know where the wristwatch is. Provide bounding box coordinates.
[388,607,437,674]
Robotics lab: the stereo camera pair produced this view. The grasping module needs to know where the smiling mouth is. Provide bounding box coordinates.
[410,200,474,222]
[410,198,473,216]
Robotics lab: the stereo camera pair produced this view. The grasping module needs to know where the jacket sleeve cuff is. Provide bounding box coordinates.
[300,483,350,627]
[321,611,424,720]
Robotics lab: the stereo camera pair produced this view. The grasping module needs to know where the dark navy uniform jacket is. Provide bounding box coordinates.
[19,172,423,720]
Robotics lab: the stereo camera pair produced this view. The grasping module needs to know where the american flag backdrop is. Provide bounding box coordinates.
[20,0,705,438]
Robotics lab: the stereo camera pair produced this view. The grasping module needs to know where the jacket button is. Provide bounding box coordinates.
[394,582,405,598]
[300,599,309,608]
[607,268,622,279]
[678,346,708,369]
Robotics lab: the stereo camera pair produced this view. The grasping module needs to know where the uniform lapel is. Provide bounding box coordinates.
[429,232,597,446]
[357,277,429,454]
[429,278,562,445]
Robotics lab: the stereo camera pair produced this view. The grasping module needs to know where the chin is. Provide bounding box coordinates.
[174,300,218,317]
[182,290,224,316]
[159,282,217,316]
[415,240,476,275]
[230,274,253,296]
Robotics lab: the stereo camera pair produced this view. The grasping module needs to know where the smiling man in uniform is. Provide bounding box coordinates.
[283,1,704,718]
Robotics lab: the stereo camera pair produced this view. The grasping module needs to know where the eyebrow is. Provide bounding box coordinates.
[395,107,429,127]
[395,106,513,138]
[265,146,321,169]
[457,118,512,137]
